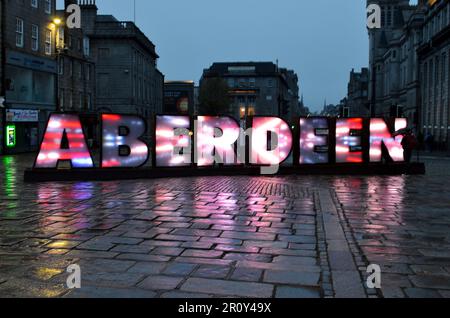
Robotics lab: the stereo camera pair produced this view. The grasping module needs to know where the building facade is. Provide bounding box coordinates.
[418,0,450,150]
[367,0,424,124]
[1,0,57,154]
[0,0,3,100]
[200,62,300,123]
[164,81,195,115]
[346,68,370,117]
[56,0,97,144]
[366,0,450,149]
[80,2,164,119]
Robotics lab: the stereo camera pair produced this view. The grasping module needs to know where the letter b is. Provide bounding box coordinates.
[101,114,149,168]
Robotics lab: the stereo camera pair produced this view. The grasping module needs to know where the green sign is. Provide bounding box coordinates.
[6,125,16,148]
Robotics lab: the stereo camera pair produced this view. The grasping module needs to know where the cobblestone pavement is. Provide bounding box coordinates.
[0,154,449,298]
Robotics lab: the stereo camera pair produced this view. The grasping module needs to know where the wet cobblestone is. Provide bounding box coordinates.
[0,154,449,298]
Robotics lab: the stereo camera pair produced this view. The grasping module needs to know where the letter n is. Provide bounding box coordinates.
[370,118,407,162]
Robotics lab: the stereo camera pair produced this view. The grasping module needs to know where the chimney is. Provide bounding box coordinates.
[79,0,98,35]
[64,0,77,7]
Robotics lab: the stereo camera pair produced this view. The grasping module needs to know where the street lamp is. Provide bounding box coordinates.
[51,17,64,112]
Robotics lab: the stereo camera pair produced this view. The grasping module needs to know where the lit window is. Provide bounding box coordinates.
[31,24,39,51]
[16,18,24,48]
[45,29,52,55]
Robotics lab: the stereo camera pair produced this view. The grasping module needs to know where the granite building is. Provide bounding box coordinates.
[418,0,450,150]
[346,68,370,117]
[56,0,97,144]
[366,0,450,149]
[367,0,424,124]
[1,0,57,154]
[164,81,195,115]
[1,0,4,154]
[80,1,164,120]
[200,62,300,123]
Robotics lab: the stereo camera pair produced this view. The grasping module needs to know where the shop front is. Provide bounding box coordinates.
[3,109,40,154]
[3,49,57,154]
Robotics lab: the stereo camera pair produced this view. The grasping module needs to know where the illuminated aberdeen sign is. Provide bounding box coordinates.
[30,113,415,178]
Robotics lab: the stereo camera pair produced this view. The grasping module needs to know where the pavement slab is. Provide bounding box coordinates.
[0,154,449,298]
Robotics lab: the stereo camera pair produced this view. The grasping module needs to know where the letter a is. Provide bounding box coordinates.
[367,4,381,29]
[66,4,81,29]
[34,114,94,169]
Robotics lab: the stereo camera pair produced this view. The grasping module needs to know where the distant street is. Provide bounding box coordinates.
[0,154,449,298]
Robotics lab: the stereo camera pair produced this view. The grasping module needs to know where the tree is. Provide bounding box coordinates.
[198,78,230,115]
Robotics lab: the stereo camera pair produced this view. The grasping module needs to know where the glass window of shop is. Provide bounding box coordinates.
[5,66,55,105]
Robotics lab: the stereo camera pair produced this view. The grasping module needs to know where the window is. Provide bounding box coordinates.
[45,29,52,55]
[79,92,83,109]
[69,60,73,77]
[31,0,38,8]
[16,18,24,48]
[268,79,273,87]
[77,62,82,80]
[228,78,234,88]
[69,91,73,109]
[45,0,51,14]
[31,24,39,51]
[83,37,90,56]
[67,35,73,49]
[249,78,256,87]
[87,94,92,110]
[59,57,64,75]
[59,89,64,109]
[85,64,90,81]
[98,48,110,58]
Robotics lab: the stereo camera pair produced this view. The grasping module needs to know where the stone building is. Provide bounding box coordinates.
[367,0,424,124]
[200,62,300,123]
[418,0,450,150]
[366,0,450,149]
[1,0,4,154]
[346,68,370,117]
[56,0,97,143]
[1,0,57,154]
[164,81,195,115]
[80,1,164,120]
[279,67,300,120]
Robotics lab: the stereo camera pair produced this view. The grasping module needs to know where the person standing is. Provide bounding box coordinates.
[402,131,418,163]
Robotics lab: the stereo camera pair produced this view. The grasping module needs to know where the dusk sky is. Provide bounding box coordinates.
[59,0,370,112]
